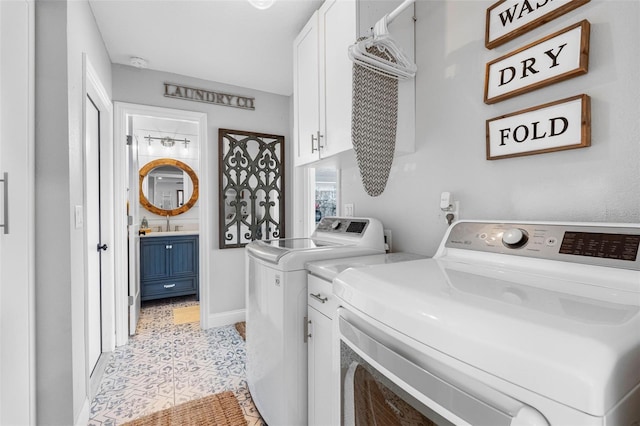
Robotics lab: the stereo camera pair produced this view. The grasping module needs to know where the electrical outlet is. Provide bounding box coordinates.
[444,200,460,225]
[383,229,392,253]
[344,203,354,217]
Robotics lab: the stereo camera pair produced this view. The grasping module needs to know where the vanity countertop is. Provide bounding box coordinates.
[140,230,199,237]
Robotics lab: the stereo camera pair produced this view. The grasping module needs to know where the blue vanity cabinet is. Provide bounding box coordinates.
[140,235,199,301]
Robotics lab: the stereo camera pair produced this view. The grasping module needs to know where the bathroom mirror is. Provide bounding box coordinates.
[219,129,285,249]
[139,158,199,216]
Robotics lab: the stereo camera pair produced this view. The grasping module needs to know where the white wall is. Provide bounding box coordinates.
[341,0,640,256]
[35,0,112,423]
[112,65,292,317]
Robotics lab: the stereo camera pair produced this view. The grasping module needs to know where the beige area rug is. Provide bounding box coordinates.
[173,305,200,325]
[122,391,247,426]
[234,322,246,340]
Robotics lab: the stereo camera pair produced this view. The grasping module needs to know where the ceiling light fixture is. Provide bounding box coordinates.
[248,0,275,10]
[145,135,190,149]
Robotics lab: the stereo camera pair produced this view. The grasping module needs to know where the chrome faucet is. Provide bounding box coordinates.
[166,215,170,232]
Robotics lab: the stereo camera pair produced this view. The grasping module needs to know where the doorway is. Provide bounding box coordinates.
[85,94,103,374]
[113,103,209,346]
[83,56,115,395]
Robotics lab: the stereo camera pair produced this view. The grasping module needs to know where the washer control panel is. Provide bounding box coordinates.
[445,222,640,270]
[315,217,369,235]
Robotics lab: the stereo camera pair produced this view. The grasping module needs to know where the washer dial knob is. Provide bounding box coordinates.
[502,228,528,248]
[331,220,341,230]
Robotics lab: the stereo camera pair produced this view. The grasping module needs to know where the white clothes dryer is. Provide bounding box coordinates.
[245,216,385,426]
[335,221,640,426]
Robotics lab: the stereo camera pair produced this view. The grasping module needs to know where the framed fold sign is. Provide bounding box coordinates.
[486,94,591,160]
[484,20,590,104]
[485,0,590,49]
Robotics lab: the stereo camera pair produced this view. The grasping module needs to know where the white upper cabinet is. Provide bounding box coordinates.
[294,0,356,167]
[318,0,357,159]
[293,0,415,167]
[293,11,321,166]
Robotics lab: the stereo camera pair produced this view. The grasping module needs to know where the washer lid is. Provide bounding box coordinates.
[246,238,343,264]
[333,257,640,416]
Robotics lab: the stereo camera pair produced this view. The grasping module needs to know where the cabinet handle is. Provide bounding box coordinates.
[0,172,8,234]
[165,244,173,249]
[304,316,311,342]
[310,293,328,303]
[164,284,176,288]
[311,131,324,153]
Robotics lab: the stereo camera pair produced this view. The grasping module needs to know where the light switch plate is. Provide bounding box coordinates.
[74,205,83,229]
[344,203,354,217]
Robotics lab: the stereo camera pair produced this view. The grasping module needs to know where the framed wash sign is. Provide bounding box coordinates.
[484,20,590,104]
[485,0,590,49]
[486,94,590,160]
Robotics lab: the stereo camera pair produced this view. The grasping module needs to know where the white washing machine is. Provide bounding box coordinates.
[245,216,385,426]
[335,221,640,425]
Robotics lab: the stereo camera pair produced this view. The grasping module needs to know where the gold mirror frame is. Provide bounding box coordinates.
[139,158,199,216]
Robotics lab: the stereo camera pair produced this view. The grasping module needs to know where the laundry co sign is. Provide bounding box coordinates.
[164,83,255,110]
[484,20,590,104]
[486,94,590,160]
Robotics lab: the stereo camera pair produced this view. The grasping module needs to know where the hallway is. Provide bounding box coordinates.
[88,296,264,425]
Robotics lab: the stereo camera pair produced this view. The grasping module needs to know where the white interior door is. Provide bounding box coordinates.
[86,94,103,374]
[127,115,141,335]
[0,1,35,423]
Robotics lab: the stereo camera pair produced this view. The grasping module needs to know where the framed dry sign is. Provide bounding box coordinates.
[486,94,590,160]
[485,0,590,49]
[484,20,590,104]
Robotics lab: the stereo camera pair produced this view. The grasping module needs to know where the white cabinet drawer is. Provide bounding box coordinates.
[307,274,338,319]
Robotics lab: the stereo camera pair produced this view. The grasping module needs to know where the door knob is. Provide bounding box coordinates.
[97,243,108,252]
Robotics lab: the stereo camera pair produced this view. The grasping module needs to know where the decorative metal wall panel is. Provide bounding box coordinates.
[219,129,285,249]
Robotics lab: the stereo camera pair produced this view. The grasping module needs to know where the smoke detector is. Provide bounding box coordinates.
[130,56,148,69]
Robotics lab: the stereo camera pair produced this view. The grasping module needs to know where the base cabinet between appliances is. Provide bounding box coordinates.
[140,235,199,301]
[307,274,339,426]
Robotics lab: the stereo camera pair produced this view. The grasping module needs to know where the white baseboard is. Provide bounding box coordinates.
[206,309,246,329]
[75,397,90,426]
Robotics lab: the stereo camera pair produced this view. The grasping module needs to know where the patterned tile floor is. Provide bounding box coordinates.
[88,296,265,425]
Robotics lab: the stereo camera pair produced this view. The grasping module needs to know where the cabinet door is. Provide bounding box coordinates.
[169,236,198,277]
[319,0,357,159]
[293,11,321,166]
[140,238,170,280]
[308,306,334,426]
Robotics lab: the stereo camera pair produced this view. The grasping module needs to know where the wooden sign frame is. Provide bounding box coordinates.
[484,20,590,104]
[486,94,591,160]
[485,0,590,49]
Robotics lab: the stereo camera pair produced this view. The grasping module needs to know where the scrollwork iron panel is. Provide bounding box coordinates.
[219,129,285,249]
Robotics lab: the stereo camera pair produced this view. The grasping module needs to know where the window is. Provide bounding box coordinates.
[315,168,337,223]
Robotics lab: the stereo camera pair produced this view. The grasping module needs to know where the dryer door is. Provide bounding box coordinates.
[338,309,550,426]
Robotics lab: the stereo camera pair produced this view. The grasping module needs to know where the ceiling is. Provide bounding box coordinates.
[89,0,323,96]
